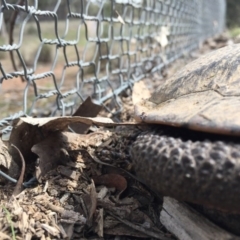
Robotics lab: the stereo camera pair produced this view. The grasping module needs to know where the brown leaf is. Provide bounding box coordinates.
[32,131,113,180]
[20,116,137,132]
[32,132,67,181]
[9,119,43,165]
[92,173,127,193]
[70,96,102,134]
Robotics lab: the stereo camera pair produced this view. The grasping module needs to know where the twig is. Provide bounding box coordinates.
[11,144,25,196]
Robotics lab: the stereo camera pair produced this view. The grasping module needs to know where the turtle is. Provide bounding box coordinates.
[130,44,240,214]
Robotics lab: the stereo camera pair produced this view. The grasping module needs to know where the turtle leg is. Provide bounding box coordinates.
[130,131,240,213]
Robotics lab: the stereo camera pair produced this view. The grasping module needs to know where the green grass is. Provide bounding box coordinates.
[2,206,16,240]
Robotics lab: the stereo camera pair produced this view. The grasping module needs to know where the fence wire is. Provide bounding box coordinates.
[0,0,226,134]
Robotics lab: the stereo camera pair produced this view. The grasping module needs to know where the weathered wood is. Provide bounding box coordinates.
[160,197,239,240]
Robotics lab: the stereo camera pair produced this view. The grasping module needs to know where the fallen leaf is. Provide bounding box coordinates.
[9,119,43,165]
[70,97,102,134]
[32,131,113,180]
[92,173,127,193]
[32,132,68,181]
[20,116,137,132]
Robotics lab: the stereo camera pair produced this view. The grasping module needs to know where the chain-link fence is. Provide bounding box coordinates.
[0,0,226,134]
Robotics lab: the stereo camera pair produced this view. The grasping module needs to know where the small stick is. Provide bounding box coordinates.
[11,144,25,196]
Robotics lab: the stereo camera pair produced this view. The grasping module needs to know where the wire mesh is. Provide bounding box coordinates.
[0,0,226,134]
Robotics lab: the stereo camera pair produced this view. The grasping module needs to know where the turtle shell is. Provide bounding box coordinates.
[134,44,240,136]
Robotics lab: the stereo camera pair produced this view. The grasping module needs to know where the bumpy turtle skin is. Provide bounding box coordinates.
[130,132,240,213]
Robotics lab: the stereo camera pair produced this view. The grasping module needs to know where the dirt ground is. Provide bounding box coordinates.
[0,33,236,240]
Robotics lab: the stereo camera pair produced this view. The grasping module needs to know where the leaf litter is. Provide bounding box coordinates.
[0,36,231,240]
[0,93,173,240]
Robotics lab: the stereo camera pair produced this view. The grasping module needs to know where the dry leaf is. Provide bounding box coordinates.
[20,116,114,130]
[32,132,67,181]
[33,131,113,180]
[20,116,136,132]
[70,97,102,134]
[92,173,127,193]
[9,119,43,166]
